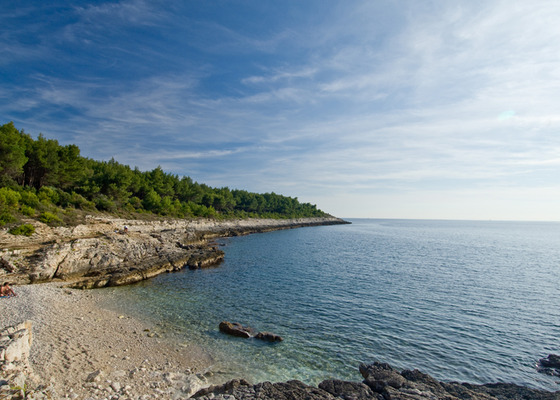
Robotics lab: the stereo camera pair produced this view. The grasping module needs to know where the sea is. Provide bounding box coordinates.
[100,219,560,391]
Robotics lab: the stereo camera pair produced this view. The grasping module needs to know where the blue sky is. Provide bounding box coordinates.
[2,1,560,220]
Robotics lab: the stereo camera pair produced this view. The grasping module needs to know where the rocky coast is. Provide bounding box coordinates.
[0,215,348,288]
[2,216,559,399]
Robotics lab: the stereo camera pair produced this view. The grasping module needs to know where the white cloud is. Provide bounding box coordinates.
[3,0,560,219]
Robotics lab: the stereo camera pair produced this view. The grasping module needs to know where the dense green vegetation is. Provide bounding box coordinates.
[0,122,327,227]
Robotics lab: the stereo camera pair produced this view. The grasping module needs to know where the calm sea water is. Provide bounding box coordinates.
[101,219,560,390]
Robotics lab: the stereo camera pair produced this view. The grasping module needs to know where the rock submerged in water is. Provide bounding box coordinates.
[218,321,283,342]
[254,331,283,342]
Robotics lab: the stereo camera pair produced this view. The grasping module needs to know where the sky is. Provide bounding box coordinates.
[2,1,560,221]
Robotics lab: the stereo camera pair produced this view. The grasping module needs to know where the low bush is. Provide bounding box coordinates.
[9,223,35,236]
[39,211,62,224]
[20,204,35,216]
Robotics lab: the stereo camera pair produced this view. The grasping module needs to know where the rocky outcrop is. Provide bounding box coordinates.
[219,321,284,342]
[0,321,53,399]
[0,216,347,288]
[192,361,560,400]
[537,354,560,376]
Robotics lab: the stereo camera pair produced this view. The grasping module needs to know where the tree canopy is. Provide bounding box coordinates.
[0,122,327,226]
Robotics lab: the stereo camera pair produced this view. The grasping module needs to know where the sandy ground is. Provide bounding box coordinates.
[1,283,216,399]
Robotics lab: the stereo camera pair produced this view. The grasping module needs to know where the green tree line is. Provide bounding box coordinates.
[0,122,327,226]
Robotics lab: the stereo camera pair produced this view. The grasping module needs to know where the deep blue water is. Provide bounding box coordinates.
[101,219,560,390]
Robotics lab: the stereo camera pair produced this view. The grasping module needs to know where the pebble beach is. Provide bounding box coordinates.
[1,282,215,399]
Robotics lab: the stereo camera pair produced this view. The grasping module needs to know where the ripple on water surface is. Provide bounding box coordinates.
[100,219,560,390]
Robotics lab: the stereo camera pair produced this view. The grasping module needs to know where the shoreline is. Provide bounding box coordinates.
[1,282,218,399]
[3,284,559,400]
[3,217,560,399]
[0,216,349,399]
[0,215,349,287]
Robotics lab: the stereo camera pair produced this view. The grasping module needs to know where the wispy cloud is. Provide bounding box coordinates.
[1,0,560,219]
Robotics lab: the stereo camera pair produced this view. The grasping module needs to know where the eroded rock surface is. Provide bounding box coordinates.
[0,216,346,288]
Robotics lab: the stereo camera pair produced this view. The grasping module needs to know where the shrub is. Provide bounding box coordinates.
[94,194,116,212]
[0,211,15,226]
[0,187,21,207]
[9,223,35,236]
[39,211,62,224]
[20,190,39,208]
[38,186,60,204]
[20,204,35,216]
[69,192,95,210]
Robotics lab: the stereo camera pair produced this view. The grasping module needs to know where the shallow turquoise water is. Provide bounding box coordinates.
[101,219,560,390]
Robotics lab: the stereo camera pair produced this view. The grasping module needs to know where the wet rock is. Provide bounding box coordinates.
[193,362,560,400]
[254,331,283,342]
[219,321,254,338]
[538,355,560,371]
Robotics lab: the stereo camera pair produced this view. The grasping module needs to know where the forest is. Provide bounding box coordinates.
[0,122,327,232]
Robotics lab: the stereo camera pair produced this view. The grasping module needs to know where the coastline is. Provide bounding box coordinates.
[0,215,348,288]
[0,216,349,398]
[3,217,560,399]
[3,285,559,400]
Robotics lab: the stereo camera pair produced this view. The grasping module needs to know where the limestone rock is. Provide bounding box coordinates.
[0,216,345,287]
[86,370,104,383]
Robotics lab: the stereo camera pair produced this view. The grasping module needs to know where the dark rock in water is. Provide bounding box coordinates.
[254,331,283,342]
[252,380,336,400]
[218,322,283,342]
[193,361,560,400]
[537,355,560,377]
[539,355,560,369]
[193,379,337,399]
[186,247,225,269]
[218,321,254,338]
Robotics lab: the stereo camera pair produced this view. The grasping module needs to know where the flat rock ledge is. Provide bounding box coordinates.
[193,361,560,400]
[0,216,347,288]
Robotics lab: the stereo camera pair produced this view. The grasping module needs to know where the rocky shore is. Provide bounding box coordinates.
[0,215,348,288]
[192,362,560,400]
[2,216,559,399]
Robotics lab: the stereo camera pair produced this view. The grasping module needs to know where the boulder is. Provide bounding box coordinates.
[219,321,254,338]
[318,379,377,400]
[192,361,560,400]
[360,362,407,392]
[539,354,560,369]
[254,331,283,342]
